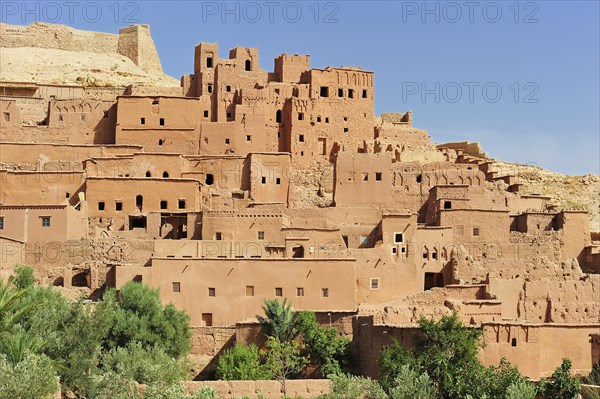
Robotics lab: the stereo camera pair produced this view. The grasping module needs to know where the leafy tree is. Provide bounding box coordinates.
[539,359,580,399]
[388,364,436,399]
[0,353,59,399]
[321,373,387,399]
[297,311,351,377]
[264,336,308,396]
[98,282,191,358]
[582,362,600,399]
[101,341,188,385]
[505,379,537,399]
[8,265,36,290]
[256,298,300,342]
[378,339,419,391]
[216,343,272,380]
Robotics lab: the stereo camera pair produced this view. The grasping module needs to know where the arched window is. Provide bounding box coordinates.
[163,171,169,178]
[245,60,251,71]
[146,171,151,177]
[136,195,143,211]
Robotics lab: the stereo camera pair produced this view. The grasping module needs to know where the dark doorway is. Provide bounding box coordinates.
[424,272,444,291]
[292,245,305,258]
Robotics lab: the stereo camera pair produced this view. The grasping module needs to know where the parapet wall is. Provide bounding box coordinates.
[184,380,330,399]
[0,22,163,72]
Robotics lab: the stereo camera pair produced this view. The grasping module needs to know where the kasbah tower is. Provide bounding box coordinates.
[0,22,598,380]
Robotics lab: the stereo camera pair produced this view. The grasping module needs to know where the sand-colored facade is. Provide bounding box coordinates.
[1,22,599,380]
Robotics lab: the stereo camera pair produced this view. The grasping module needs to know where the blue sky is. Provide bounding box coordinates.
[3,1,599,175]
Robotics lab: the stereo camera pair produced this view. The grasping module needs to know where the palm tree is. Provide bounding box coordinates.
[0,279,30,333]
[256,298,300,342]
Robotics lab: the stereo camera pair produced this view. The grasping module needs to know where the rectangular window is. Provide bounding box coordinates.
[338,88,343,97]
[325,117,329,123]
[215,232,222,240]
[204,110,209,118]
[261,176,266,184]
[172,282,181,292]
[246,135,251,141]
[362,173,369,181]
[4,112,11,122]
[258,231,265,240]
[394,233,403,243]
[115,201,123,211]
[225,138,230,144]
[159,118,165,126]
[348,89,354,98]
[320,86,329,97]
[275,287,283,297]
[160,200,168,210]
[370,278,379,290]
[298,112,304,121]
[343,127,349,133]
[227,112,232,120]
[321,288,329,297]
[276,178,281,185]
[473,227,480,236]
[362,89,368,98]
[317,116,322,123]
[226,85,231,92]
[246,286,254,296]
[202,313,213,327]
[140,117,145,125]
[0,217,4,230]
[299,134,304,142]
[178,199,186,209]
[207,84,213,94]
[208,287,216,297]
[297,287,304,297]
[206,57,213,68]
[41,217,51,227]
[98,201,105,211]
[432,250,438,260]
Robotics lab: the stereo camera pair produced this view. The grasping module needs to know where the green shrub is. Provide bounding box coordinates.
[193,385,219,399]
[9,265,36,290]
[0,353,59,399]
[143,382,190,399]
[322,374,387,399]
[388,365,436,399]
[216,343,272,380]
[505,379,537,399]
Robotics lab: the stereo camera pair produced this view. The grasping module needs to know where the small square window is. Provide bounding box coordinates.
[160,200,168,210]
[444,201,452,209]
[178,199,186,209]
[41,217,51,227]
[325,117,329,123]
[140,117,145,125]
[299,134,304,142]
[204,110,209,118]
[98,201,105,211]
[261,176,266,184]
[159,118,165,126]
[375,172,382,181]
[432,251,438,260]
[394,233,403,243]
[473,227,480,236]
[246,135,251,141]
[208,287,216,297]
[172,282,181,292]
[215,232,222,240]
[391,247,397,254]
[246,286,254,296]
[258,231,265,240]
[317,116,322,123]
[298,112,304,121]
[276,178,281,185]
[370,278,379,290]
[343,116,348,122]
[227,112,232,120]
[338,88,343,97]
[275,287,283,297]
[362,173,369,182]
[66,192,70,199]
[225,138,230,144]
[226,85,231,92]
[321,288,329,297]
[344,127,349,133]
[115,201,123,211]
[297,287,304,297]
[80,114,86,121]
[202,313,213,327]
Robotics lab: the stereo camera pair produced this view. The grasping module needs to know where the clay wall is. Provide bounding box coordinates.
[184,380,330,399]
[0,170,84,205]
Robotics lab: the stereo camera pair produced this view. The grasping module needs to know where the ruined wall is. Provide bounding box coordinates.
[184,380,330,399]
